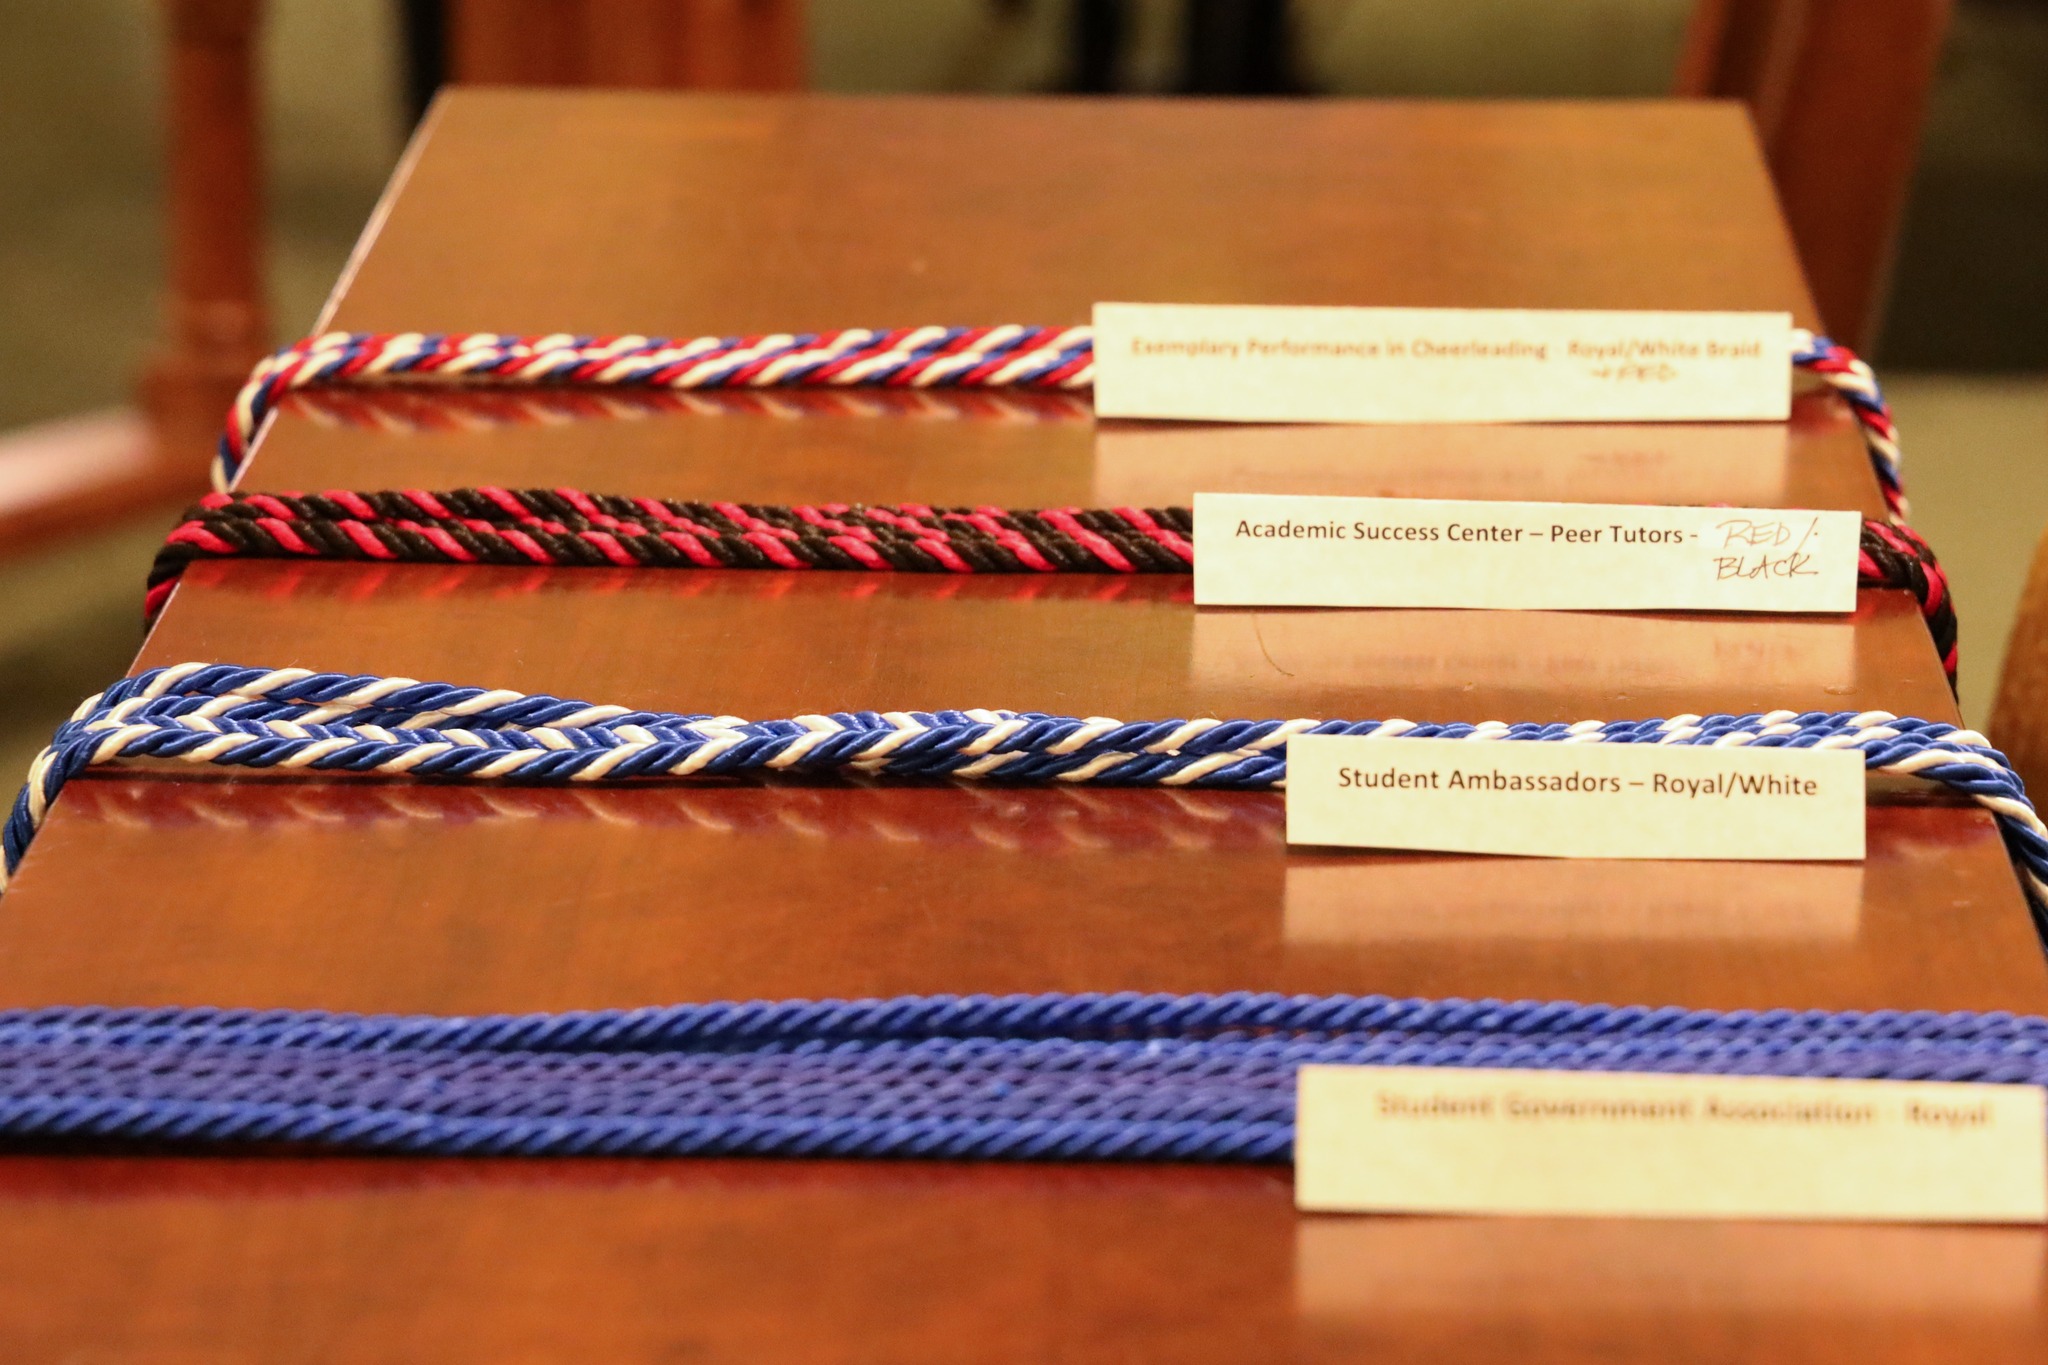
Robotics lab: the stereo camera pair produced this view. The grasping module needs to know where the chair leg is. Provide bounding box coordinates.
[1067,0,1130,93]
[1180,0,1299,95]
[1672,0,1954,351]
[398,0,448,128]
[145,0,271,479]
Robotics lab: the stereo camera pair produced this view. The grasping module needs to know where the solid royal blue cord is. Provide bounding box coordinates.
[6,988,2048,1159]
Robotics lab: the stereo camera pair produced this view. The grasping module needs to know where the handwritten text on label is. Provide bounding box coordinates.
[1193,494,1861,613]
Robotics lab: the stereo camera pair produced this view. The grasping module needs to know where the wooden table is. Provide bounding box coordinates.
[2,92,2043,1363]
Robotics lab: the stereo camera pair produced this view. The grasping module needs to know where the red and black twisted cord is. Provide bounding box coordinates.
[149,487,1958,681]
[1859,518,1957,679]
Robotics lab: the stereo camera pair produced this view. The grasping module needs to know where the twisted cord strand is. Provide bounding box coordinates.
[6,986,2048,1159]
[187,329,1945,670]
[1856,518,1956,678]
[1793,329,1904,517]
[216,326,1096,488]
[215,329,1902,515]
[6,665,2042,908]
[145,490,1956,681]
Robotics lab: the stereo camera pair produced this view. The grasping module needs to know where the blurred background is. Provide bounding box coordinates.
[1,0,2043,780]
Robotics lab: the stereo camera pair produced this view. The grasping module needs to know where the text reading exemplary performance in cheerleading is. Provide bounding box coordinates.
[1093,302,1792,423]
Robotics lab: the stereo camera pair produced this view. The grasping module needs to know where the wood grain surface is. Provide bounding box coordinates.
[3,92,2042,1363]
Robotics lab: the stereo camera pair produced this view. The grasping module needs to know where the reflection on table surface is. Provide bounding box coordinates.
[1295,1213,2048,1319]
[148,561,1952,732]
[3,771,2031,1017]
[1285,858,1866,942]
[62,771,1284,856]
[279,383,1096,433]
[1096,410,1794,507]
[0,1155,2040,1365]
[1190,603,1860,699]
[247,381,1885,521]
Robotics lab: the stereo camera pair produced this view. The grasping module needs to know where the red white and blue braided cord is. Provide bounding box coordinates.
[6,664,2042,908]
[214,327,1905,520]
[217,325,1094,489]
[4,985,2048,1158]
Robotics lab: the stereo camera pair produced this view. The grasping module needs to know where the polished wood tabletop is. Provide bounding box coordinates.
[2,92,2042,1363]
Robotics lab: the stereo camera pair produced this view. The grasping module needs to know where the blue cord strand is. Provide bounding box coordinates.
[9,667,2045,915]
[5,988,2048,1159]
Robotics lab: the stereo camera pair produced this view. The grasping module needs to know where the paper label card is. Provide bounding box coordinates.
[1284,734,1864,862]
[1093,303,1793,424]
[1296,1066,2048,1224]
[1193,493,1861,613]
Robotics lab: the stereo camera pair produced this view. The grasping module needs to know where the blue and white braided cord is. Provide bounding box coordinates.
[7,664,2045,908]
[9,987,2048,1158]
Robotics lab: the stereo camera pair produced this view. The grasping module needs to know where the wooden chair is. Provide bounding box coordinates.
[0,0,802,560]
[0,0,265,557]
[1993,524,2048,799]
[139,0,271,507]
[445,0,804,90]
[1674,0,1954,354]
